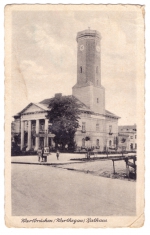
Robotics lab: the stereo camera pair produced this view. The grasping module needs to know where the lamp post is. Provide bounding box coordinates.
[45,130,48,147]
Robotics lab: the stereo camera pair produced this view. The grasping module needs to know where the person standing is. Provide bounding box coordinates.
[56,149,59,160]
[41,147,44,162]
[37,148,42,162]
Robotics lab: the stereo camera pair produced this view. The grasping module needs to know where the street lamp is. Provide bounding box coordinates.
[45,130,48,147]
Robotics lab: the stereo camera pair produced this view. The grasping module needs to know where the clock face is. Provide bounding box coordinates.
[80,45,84,51]
[96,46,100,52]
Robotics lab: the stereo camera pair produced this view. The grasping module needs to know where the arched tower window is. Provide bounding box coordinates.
[96,124,99,132]
[96,139,99,147]
[97,98,99,103]
[109,140,112,146]
[80,66,82,73]
[109,125,112,133]
[97,80,98,85]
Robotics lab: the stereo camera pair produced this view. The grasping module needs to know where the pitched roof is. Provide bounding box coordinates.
[118,133,129,137]
[40,98,56,105]
[14,95,120,120]
[105,110,120,119]
[34,103,49,110]
[40,95,120,118]
[119,124,136,129]
[40,95,92,112]
[118,125,137,132]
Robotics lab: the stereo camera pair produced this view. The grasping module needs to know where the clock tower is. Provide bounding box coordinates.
[72,28,105,114]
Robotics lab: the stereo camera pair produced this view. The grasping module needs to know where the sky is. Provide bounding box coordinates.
[11,6,140,125]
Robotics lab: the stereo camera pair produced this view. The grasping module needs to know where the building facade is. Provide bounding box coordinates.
[118,124,137,151]
[12,29,120,152]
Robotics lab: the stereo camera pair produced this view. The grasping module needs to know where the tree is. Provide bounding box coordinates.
[85,136,90,141]
[46,95,81,150]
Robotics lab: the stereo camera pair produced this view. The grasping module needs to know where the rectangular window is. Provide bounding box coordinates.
[135,135,137,139]
[82,122,86,132]
[80,66,82,73]
[97,98,99,103]
[32,124,36,132]
[109,125,112,133]
[96,124,99,132]
[96,139,100,148]
[48,123,52,133]
[130,136,133,139]
[40,123,45,131]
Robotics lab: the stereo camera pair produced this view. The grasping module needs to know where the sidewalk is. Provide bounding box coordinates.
[11,152,135,165]
[11,153,82,165]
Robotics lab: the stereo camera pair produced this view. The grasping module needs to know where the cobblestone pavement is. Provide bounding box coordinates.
[11,163,136,216]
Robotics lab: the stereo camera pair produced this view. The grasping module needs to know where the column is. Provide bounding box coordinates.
[51,138,55,147]
[21,121,24,150]
[35,119,39,150]
[27,120,31,150]
[44,119,49,147]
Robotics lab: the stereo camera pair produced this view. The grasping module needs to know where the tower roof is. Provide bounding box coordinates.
[76,28,101,41]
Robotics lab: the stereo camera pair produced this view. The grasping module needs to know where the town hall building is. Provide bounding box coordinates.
[12,29,120,152]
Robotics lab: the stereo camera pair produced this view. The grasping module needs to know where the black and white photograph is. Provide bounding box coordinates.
[5,4,144,228]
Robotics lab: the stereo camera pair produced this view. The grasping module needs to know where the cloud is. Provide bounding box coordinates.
[20,60,48,77]
[17,59,76,104]
[11,10,138,125]
[25,24,76,72]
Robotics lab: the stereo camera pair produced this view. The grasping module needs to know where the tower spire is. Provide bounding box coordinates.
[72,29,105,115]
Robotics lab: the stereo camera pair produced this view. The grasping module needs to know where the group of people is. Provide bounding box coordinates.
[37,147,44,162]
[37,147,60,162]
[36,146,99,162]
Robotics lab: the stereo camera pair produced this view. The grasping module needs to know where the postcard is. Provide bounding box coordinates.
[5,4,145,228]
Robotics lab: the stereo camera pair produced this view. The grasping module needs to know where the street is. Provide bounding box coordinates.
[11,163,136,216]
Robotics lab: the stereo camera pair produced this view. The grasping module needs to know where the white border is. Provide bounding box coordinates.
[1,0,150,234]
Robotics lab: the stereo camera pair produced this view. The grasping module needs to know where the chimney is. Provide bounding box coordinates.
[55,93,62,98]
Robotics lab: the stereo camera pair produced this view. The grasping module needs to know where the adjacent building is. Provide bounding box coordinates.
[118,124,137,151]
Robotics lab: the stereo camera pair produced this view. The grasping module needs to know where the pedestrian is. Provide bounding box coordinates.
[56,149,59,160]
[37,148,42,162]
[41,147,44,162]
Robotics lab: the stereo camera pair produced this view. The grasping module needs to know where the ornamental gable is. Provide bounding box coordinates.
[23,104,46,114]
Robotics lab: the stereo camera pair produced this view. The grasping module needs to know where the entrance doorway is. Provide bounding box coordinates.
[31,136,35,149]
[48,138,52,147]
[39,137,44,148]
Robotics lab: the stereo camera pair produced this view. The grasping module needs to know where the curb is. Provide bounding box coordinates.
[11,161,85,166]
